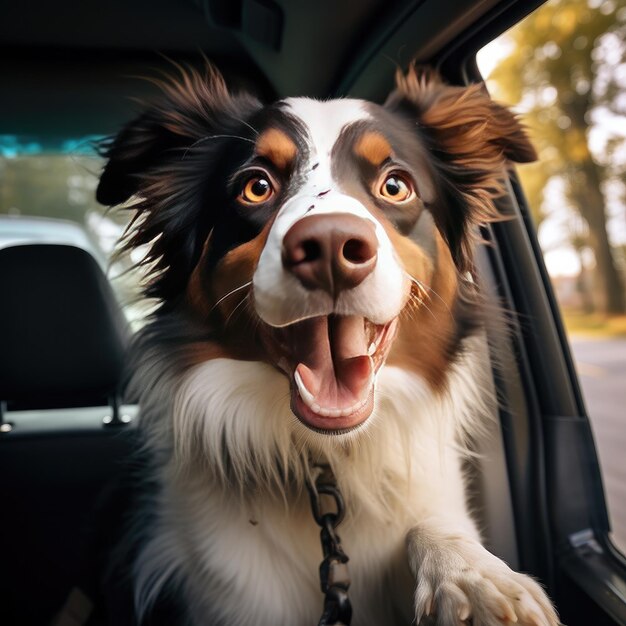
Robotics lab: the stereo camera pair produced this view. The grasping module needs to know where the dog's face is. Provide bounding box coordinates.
[98,64,535,435]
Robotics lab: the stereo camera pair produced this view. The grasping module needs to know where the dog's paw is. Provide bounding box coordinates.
[408,529,560,626]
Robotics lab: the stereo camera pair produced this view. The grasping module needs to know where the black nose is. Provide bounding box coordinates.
[282,213,378,296]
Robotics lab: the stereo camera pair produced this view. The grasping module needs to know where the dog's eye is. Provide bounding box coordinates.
[378,174,414,202]
[240,175,274,204]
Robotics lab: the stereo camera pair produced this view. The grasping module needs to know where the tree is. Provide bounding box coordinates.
[486,0,626,314]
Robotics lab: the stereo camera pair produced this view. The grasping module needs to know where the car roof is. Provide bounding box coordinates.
[1,0,542,140]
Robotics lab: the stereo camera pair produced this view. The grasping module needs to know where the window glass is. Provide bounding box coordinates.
[477,0,626,553]
[0,136,147,327]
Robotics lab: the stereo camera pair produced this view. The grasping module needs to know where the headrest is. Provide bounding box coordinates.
[0,244,130,409]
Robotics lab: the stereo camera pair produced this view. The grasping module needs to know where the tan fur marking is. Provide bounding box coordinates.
[354,131,393,167]
[386,227,459,389]
[185,221,275,363]
[209,225,271,359]
[256,128,297,171]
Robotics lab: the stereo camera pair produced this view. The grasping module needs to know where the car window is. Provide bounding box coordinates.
[0,135,148,328]
[0,136,142,423]
[477,0,626,554]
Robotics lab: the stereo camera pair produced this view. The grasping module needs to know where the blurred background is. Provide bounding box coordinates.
[478,0,626,553]
[478,0,626,327]
[0,144,148,327]
[0,0,624,551]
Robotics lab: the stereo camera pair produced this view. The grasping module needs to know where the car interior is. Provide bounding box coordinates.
[1,1,625,625]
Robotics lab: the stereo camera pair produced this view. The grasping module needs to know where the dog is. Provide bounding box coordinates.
[97,62,560,626]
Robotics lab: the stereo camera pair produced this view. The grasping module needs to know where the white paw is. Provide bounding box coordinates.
[408,530,560,626]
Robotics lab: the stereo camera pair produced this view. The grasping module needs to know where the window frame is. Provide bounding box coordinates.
[431,0,626,622]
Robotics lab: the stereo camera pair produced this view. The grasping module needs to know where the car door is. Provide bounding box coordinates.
[330,0,626,623]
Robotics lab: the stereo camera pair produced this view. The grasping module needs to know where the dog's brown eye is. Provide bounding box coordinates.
[241,176,273,204]
[379,174,413,202]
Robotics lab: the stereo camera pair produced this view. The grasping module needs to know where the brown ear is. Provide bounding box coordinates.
[385,65,536,270]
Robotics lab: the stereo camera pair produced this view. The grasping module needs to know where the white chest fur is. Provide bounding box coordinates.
[134,342,490,625]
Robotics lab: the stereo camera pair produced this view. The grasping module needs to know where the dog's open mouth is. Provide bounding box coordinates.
[265,315,398,433]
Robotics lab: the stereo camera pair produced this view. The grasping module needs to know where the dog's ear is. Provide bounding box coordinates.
[385,65,536,271]
[97,63,255,206]
[96,63,261,302]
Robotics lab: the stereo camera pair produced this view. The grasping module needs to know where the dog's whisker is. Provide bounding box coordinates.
[182,134,257,160]
[405,272,453,317]
[401,286,437,321]
[209,281,253,315]
[400,307,418,323]
[224,293,250,327]
[421,302,438,320]
[234,117,260,137]
[413,296,437,320]
[405,273,430,300]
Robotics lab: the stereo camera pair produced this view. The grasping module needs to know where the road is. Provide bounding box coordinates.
[570,338,626,554]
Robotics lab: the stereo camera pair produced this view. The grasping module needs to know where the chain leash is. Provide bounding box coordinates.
[307,464,352,626]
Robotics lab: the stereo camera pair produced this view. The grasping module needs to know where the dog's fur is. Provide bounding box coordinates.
[97,63,559,625]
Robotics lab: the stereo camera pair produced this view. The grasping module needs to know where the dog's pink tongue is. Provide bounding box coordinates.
[293,315,372,410]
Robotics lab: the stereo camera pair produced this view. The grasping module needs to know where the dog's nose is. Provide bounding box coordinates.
[282,213,378,295]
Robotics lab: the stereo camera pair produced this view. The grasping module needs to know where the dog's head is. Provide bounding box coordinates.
[98,63,534,435]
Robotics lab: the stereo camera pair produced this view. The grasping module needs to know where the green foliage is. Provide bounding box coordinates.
[487,0,625,218]
[483,0,626,313]
[0,154,101,223]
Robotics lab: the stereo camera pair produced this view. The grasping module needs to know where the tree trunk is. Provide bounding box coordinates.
[576,161,626,315]
[561,91,626,316]
[575,246,595,313]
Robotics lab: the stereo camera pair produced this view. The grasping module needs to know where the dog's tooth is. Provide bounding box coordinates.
[368,342,376,355]
[297,366,374,419]
[294,370,315,408]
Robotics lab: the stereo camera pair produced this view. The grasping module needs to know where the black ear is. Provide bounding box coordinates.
[96,111,180,206]
[97,62,261,302]
[97,63,258,206]
[386,65,537,270]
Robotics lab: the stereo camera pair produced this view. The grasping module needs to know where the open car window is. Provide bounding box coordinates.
[477,0,626,556]
[0,136,148,328]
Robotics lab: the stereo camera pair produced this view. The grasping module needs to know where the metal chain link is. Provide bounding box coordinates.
[307,464,352,626]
